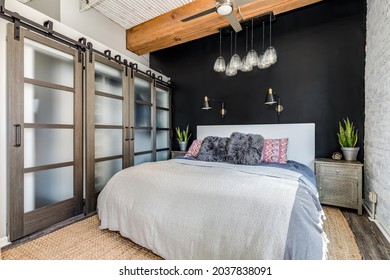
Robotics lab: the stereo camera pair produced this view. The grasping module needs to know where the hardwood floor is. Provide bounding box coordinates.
[341,208,390,260]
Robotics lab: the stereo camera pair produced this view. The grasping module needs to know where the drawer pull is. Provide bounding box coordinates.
[336,170,340,173]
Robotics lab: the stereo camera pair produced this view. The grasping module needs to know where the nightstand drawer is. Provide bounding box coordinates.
[316,164,359,179]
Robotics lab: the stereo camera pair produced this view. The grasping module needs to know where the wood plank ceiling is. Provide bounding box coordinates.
[84,0,323,55]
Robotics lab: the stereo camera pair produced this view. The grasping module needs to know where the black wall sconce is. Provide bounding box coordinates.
[264,88,283,115]
[202,96,227,118]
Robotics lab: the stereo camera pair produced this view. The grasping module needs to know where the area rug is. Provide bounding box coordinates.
[323,206,362,260]
[1,206,361,260]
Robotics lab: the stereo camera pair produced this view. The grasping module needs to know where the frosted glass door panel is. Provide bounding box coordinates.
[24,128,73,168]
[24,38,74,87]
[24,84,73,125]
[134,77,151,102]
[156,151,169,161]
[135,104,151,127]
[24,166,74,212]
[95,159,122,193]
[95,129,122,158]
[156,88,169,108]
[95,61,122,96]
[134,154,152,165]
[94,96,122,125]
[134,130,152,152]
[156,130,169,149]
[156,109,169,128]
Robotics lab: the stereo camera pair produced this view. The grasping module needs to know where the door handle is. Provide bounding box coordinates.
[130,127,135,141]
[14,124,21,147]
[125,126,130,141]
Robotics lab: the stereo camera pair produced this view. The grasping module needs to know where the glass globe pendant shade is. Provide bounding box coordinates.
[246,49,258,66]
[264,13,277,66]
[240,56,253,72]
[264,46,277,65]
[230,53,242,71]
[213,56,226,72]
[225,62,237,76]
[258,52,270,69]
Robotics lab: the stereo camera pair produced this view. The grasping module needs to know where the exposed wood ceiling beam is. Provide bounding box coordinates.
[126,0,322,55]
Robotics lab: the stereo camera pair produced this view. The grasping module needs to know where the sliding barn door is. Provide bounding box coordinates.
[129,72,172,165]
[155,84,172,161]
[85,53,128,213]
[7,25,83,241]
[131,72,155,165]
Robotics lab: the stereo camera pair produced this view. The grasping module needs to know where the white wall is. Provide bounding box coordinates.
[25,0,61,21]
[60,0,150,68]
[0,0,167,246]
[0,17,8,247]
[365,0,390,242]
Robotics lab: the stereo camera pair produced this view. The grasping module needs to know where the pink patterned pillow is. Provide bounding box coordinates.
[185,139,202,158]
[261,138,289,163]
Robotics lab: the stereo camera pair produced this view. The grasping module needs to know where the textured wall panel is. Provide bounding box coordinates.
[365,0,390,239]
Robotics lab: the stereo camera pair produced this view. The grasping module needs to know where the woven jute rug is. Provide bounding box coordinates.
[323,206,362,260]
[1,206,361,260]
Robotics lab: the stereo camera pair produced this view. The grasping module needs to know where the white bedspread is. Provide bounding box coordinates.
[97,159,303,259]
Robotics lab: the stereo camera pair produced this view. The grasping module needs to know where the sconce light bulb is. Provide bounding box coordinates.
[220,102,227,118]
[276,104,284,115]
[202,96,212,110]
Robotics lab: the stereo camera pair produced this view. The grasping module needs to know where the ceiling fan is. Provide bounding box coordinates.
[181,0,256,32]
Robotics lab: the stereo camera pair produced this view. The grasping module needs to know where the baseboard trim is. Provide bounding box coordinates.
[364,204,390,244]
[0,236,10,248]
[364,203,374,218]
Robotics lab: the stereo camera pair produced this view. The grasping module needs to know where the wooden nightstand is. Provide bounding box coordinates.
[171,150,187,158]
[314,158,363,215]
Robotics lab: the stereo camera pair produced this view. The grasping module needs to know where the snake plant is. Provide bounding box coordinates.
[175,125,192,142]
[337,118,358,147]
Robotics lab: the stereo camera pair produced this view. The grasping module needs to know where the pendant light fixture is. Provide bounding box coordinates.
[241,26,253,72]
[229,32,242,71]
[246,19,258,66]
[225,31,237,76]
[213,29,226,72]
[264,13,277,66]
[258,21,271,69]
[212,12,277,74]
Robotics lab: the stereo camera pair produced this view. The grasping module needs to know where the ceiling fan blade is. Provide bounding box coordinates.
[225,12,242,32]
[232,0,256,7]
[181,7,216,22]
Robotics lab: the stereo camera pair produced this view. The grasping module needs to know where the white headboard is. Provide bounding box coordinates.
[197,123,315,170]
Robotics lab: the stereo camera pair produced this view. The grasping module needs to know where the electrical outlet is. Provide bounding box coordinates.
[369,191,378,203]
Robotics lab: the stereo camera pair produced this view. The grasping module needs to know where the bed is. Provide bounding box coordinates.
[97,123,327,260]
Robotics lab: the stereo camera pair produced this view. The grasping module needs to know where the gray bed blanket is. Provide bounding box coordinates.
[97,159,326,260]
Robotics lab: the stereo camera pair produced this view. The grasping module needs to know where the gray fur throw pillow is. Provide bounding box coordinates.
[226,132,264,165]
[197,136,229,162]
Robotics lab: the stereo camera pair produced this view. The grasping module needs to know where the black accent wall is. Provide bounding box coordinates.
[150,0,366,162]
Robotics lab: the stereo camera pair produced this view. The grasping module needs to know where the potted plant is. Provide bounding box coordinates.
[337,117,359,161]
[175,125,192,151]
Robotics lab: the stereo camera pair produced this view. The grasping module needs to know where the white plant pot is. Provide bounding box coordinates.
[179,141,188,151]
[341,147,360,161]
